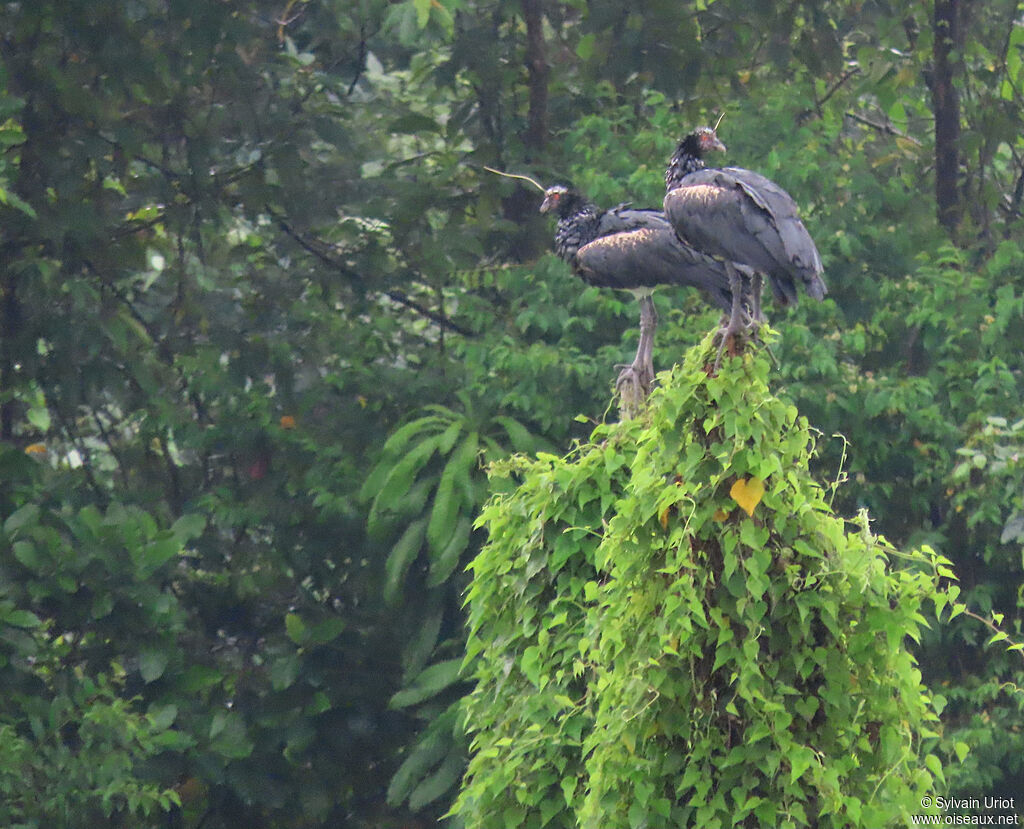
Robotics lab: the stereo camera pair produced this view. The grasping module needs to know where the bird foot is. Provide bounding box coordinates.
[712,266,770,372]
[712,319,752,373]
[615,360,654,418]
[709,319,779,374]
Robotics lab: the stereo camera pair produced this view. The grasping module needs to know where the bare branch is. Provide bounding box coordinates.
[844,111,923,146]
[817,67,861,110]
[272,212,476,338]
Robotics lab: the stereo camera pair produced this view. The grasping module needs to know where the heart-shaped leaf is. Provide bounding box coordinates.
[730,477,765,517]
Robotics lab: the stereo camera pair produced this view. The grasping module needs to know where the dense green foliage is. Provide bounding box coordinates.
[457,340,953,828]
[0,0,1022,825]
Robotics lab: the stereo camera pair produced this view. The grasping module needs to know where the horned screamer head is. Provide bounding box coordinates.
[665,125,728,186]
[539,184,587,218]
[677,126,727,159]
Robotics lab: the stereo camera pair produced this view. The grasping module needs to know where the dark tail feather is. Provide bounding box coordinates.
[805,274,828,301]
[769,273,799,306]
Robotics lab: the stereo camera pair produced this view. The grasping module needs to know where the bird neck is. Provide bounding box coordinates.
[664,144,706,189]
[554,202,601,260]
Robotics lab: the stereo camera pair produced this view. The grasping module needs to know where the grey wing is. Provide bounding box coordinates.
[664,169,825,304]
[663,172,773,269]
[723,168,826,299]
[595,205,671,236]
[574,226,734,313]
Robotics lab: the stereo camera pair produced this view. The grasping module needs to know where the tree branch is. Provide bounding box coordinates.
[932,0,962,235]
[1002,151,1024,219]
[799,68,861,124]
[50,402,109,506]
[817,67,860,110]
[272,212,475,338]
[89,403,131,491]
[844,111,923,146]
[521,0,549,153]
[348,22,368,97]
[157,431,184,516]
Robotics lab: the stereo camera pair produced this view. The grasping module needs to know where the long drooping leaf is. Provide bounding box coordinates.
[360,415,451,502]
[388,658,462,709]
[427,514,471,587]
[386,714,451,806]
[367,435,444,532]
[426,431,478,555]
[384,518,427,606]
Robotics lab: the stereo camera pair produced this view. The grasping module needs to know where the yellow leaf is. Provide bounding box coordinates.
[730,477,765,517]
[24,443,47,455]
[713,508,730,522]
[279,415,297,430]
[659,507,670,530]
[621,731,635,755]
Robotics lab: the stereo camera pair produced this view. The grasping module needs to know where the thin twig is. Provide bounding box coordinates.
[960,608,1024,664]
[817,67,860,110]
[844,111,923,146]
[51,403,108,506]
[348,31,368,96]
[89,404,130,490]
[273,212,475,337]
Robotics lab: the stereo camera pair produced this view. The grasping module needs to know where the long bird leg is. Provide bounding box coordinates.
[636,293,657,388]
[750,272,765,327]
[745,271,779,368]
[713,263,747,372]
[616,293,658,411]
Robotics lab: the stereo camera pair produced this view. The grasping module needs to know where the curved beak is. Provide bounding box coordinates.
[539,193,556,213]
[706,135,727,153]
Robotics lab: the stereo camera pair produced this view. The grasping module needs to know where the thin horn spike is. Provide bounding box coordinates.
[483,166,546,192]
[713,110,726,132]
